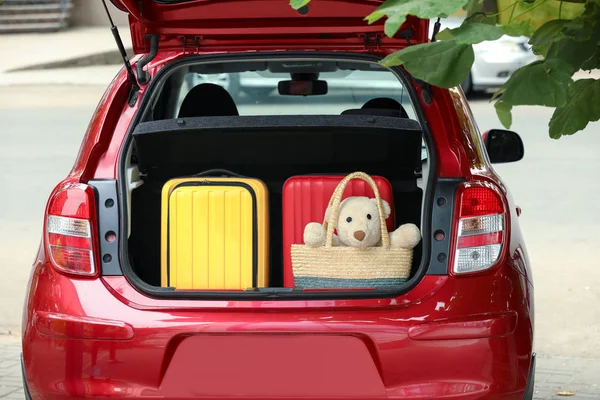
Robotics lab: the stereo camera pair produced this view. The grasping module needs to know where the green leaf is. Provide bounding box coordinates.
[581,47,600,70]
[463,0,484,13]
[549,79,600,138]
[547,36,600,73]
[563,18,595,42]
[532,42,552,57]
[365,0,470,38]
[494,59,573,107]
[380,41,474,88]
[498,0,586,25]
[494,101,513,129]
[289,0,310,10]
[529,19,570,47]
[528,12,598,56]
[501,20,536,37]
[468,13,497,25]
[561,1,600,41]
[436,22,504,44]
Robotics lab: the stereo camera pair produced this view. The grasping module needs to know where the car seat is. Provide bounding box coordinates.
[178,83,240,118]
[341,97,410,119]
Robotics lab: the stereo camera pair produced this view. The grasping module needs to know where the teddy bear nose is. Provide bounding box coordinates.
[353,230,366,241]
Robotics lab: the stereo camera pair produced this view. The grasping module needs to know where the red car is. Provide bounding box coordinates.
[21,1,534,399]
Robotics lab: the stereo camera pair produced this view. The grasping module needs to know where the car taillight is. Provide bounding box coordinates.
[46,183,99,276]
[452,184,506,275]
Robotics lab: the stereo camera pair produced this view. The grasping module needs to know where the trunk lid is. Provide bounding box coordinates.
[110,0,429,54]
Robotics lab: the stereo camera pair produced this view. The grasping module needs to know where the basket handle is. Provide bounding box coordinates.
[323,172,390,248]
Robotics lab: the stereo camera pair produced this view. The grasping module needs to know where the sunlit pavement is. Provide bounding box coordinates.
[0,85,599,398]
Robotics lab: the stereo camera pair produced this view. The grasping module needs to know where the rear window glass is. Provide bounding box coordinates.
[151,59,417,120]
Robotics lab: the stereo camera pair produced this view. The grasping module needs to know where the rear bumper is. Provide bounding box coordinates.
[20,350,537,400]
[22,260,534,400]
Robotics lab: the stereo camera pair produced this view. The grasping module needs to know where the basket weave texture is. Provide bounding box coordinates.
[291,172,413,288]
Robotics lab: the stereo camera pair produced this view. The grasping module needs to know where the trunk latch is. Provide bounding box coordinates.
[182,36,201,53]
[361,33,381,50]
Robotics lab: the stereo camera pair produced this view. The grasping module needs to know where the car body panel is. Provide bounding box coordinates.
[110,0,429,54]
[23,250,533,400]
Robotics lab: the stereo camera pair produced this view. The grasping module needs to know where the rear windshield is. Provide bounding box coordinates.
[148,59,417,120]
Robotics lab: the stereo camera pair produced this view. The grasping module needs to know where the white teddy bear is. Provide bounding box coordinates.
[303,196,421,249]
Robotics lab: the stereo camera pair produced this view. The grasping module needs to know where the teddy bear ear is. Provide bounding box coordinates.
[371,198,391,219]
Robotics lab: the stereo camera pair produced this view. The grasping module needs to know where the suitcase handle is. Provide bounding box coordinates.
[192,169,245,178]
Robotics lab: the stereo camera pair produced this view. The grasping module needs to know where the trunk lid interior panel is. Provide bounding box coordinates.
[110,0,429,53]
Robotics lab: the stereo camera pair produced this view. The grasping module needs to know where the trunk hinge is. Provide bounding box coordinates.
[182,36,201,53]
[399,28,415,45]
[361,33,381,50]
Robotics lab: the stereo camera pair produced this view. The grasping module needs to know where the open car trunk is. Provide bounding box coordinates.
[112,52,436,299]
[126,115,425,291]
[106,0,436,299]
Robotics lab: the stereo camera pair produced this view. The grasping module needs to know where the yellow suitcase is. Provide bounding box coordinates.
[160,170,269,290]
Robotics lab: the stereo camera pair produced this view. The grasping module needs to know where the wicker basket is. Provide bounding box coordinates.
[290,172,413,289]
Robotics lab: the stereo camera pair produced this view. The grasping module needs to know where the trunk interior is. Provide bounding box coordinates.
[119,55,431,294]
[127,115,425,289]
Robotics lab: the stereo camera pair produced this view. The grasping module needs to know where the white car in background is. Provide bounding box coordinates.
[188,18,538,98]
[437,17,540,94]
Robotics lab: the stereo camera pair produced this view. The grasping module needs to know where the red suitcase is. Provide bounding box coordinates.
[282,175,395,288]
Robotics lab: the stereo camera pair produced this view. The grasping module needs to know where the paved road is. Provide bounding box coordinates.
[0,85,599,363]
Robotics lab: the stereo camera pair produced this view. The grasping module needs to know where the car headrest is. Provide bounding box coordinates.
[341,108,404,118]
[178,83,239,118]
[362,97,409,118]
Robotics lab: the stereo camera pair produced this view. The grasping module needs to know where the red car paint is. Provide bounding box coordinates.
[110,0,429,54]
[22,1,534,399]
